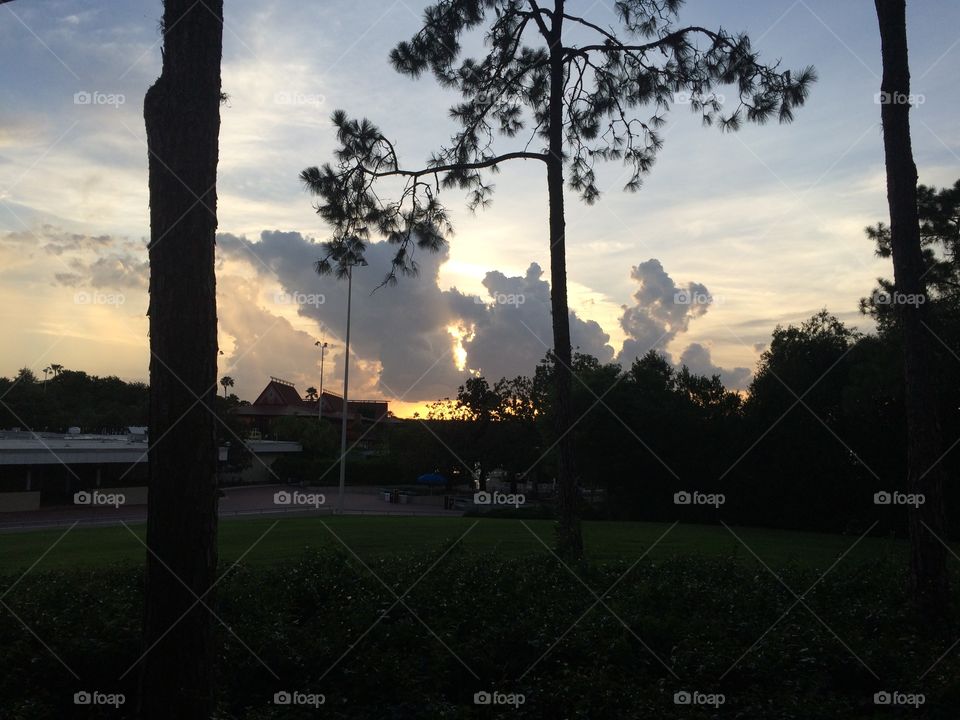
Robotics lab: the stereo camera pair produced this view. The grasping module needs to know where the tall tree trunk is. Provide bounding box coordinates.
[875,0,949,617]
[140,0,223,716]
[547,0,582,558]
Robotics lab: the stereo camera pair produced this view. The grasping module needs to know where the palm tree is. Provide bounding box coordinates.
[220,375,235,398]
[305,386,318,401]
[49,363,64,377]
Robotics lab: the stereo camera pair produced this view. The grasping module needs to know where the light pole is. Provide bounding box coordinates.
[337,259,366,513]
[315,339,328,422]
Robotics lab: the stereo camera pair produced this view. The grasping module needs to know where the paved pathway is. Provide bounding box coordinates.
[0,484,464,532]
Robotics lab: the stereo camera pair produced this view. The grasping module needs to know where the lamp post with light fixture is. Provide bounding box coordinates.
[309,234,367,514]
[336,258,366,513]
[315,339,328,422]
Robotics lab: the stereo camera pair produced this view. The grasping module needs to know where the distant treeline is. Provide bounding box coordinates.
[0,368,149,434]
[390,180,960,536]
[0,369,246,444]
[395,305,959,537]
[5,180,959,537]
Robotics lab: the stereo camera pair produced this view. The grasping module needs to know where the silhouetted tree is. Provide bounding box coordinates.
[220,375,235,398]
[140,0,224,715]
[301,0,815,557]
[874,0,949,615]
[861,179,960,332]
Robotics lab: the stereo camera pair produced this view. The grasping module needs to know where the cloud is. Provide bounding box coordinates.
[217,231,618,402]
[1,225,146,289]
[85,253,148,288]
[610,259,751,388]
[53,272,83,286]
[43,233,113,256]
[463,263,614,379]
[616,259,712,365]
[25,225,149,290]
[215,229,756,406]
[0,224,114,254]
[216,273,330,400]
[21,222,752,401]
[218,230,470,402]
[678,342,752,390]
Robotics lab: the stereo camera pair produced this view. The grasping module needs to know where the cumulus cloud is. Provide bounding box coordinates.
[463,263,613,379]
[616,259,711,365]
[217,231,618,402]
[678,342,752,390]
[218,230,471,402]
[213,231,749,403]
[216,273,333,400]
[614,259,752,389]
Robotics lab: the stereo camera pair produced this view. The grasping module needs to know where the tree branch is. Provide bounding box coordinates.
[526,1,552,41]
[366,151,548,180]
[569,25,722,57]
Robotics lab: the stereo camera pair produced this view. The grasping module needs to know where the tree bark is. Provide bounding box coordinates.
[547,0,583,558]
[140,0,223,716]
[875,0,949,616]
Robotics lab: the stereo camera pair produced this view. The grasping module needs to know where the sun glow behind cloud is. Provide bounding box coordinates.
[447,324,471,373]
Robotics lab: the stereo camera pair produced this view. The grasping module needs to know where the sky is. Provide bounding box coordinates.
[1,0,958,417]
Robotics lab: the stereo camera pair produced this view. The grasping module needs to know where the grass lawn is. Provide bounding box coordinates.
[0,515,911,574]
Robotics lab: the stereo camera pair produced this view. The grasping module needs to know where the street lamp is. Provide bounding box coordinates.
[314,339,328,422]
[312,236,367,515]
[336,257,366,513]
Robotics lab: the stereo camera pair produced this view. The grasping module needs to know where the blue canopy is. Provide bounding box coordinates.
[417,472,448,486]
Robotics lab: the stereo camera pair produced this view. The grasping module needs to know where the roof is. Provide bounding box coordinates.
[239,380,390,421]
[251,379,307,407]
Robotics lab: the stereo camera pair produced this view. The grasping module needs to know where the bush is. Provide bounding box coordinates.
[1,552,959,718]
